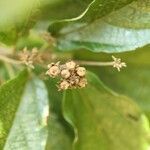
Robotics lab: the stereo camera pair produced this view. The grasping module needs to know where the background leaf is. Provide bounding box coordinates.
[50,0,150,53]
[45,78,73,150]
[0,0,46,44]
[48,0,135,35]
[63,72,149,150]
[96,46,150,121]
[74,45,150,121]
[40,0,93,21]
[0,70,28,148]
[4,78,49,150]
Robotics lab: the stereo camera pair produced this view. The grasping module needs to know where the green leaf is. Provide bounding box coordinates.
[4,78,49,150]
[46,115,73,150]
[40,0,93,21]
[0,70,28,148]
[49,0,135,35]
[0,0,46,44]
[73,44,150,121]
[50,0,150,53]
[63,72,149,150]
[94,46,150,121]
[45,78,73,150]
[0,63,10,84]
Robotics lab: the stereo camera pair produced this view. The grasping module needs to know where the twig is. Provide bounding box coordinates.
[76,56,126,71]
[0,55,22,65]
[75,60,114,66]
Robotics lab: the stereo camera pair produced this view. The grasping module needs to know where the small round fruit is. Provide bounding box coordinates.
[76,67,86,77]
[61,69,71,79]
[59,80,70,90]
[47,66,60,77]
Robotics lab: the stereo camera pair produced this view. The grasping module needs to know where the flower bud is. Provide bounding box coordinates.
[61,69,70,79]
[76,67,86,77]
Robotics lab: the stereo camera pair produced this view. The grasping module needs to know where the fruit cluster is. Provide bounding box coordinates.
[46,61,87,90]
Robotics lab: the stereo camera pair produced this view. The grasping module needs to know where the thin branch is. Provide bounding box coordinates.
[0,55,22,65]
[76,60,114,66]
[76,56,126,71]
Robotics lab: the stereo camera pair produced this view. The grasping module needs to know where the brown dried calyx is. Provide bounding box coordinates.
[46,60,87,90]
[18,47,43,69]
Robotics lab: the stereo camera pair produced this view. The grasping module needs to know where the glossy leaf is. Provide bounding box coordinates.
[50,0,150,53]
[49,0,135,35]
[0,70,28,148]
[41,0,93,21]
[4,78,49,150]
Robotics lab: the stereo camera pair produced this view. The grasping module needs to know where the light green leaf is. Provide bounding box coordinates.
[4,78,49,150]
[4,79,49,150]
[0,70,28,149]
[48,0,135,35]
[63,72,150,150]
[0,71,49,149]
[0,0,46,44]
[40,0,93,21]
[0,63,10,84]
[46,115,73,150]
[50,0,150,53]
[103,1,150,29]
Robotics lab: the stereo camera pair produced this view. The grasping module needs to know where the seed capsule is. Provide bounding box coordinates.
[66,61,76,70]
[76,67,86,77]
[61,69,71,79]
